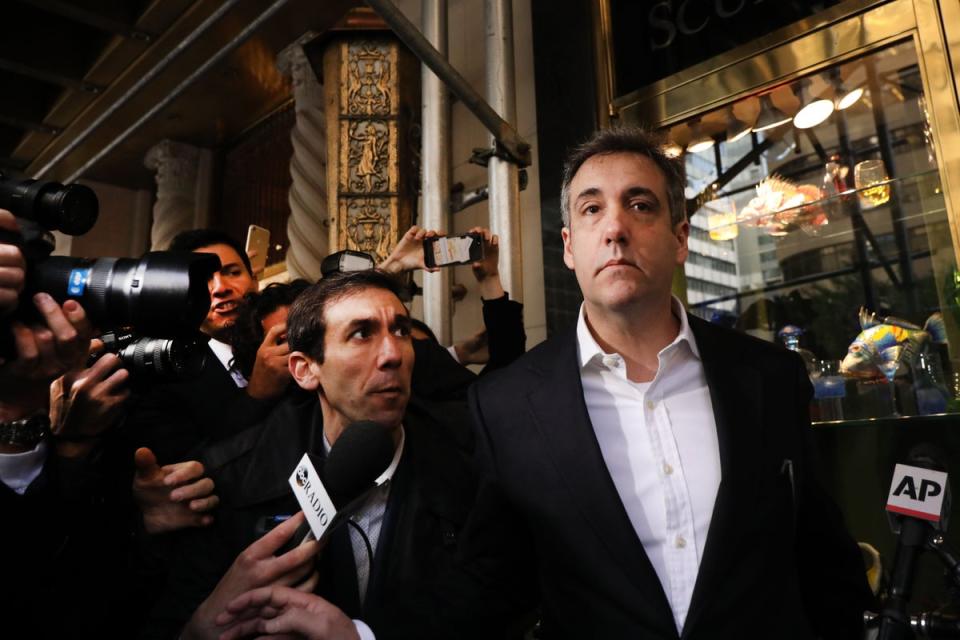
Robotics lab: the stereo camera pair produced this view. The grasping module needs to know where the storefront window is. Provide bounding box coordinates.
[664,39,959,421]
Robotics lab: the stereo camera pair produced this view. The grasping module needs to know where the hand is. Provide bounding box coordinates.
[52,343,130,437]
[217,587,359,640]
[0,294,92,420]
[467,227,505,300]
[183,512,321,640]
[133,447,219,535]
[0,210,25,315]
[379,225,444,274]
[246,323,292,401]
[453,328,488,365]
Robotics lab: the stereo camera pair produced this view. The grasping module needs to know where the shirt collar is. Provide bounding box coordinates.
[207,337,234,370]
[576,296,700,371]
[322,425,406,487]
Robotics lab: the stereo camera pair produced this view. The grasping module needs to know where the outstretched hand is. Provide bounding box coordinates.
[379,225,445,274]
[217,586,359,640]
[133,447,219,535]
[0,294,92,421]
[467,227,505,299]
[246,323,291,401]
[0,210,25,316]
[183,512,321,640]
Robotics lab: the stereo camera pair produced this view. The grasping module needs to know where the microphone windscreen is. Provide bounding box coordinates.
[324,421,396,509]
[907,442,948,472]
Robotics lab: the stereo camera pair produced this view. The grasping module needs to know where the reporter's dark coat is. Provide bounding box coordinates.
[144,383,478,639]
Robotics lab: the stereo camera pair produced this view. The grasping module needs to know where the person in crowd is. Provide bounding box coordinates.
[0,208,108,635]
[213,127,873,640]
[125,229,284,463]
[0,210,222,633]
[228,279,311,399]
[380,225,526,403]
[147,270,480,640]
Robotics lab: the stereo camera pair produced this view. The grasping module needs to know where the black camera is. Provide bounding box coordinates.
[27,252,219,338]
[0,172,98,235]
[1,174,219,360]
[91,331,207,381]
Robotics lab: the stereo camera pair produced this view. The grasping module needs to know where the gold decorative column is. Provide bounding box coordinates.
[316,16,419,263]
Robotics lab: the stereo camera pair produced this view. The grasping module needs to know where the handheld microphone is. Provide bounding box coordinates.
[284,421,396,552]
[878,444,951,640]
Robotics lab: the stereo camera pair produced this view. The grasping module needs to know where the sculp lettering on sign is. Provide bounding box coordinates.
[886,463,949,523]
[610,0,845,91]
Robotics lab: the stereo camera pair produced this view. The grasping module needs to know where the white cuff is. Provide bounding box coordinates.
[353,619,376,640]
[0,440,48,495]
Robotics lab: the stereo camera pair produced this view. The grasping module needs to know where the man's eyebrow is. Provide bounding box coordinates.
[623,186,661,204]
[343,317,377,334]
[394,315,412,330]
[574,187,602,203]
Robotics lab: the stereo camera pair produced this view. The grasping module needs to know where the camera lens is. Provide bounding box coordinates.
[0,175,98,235]
[119,335,207,380]
[28,252,220,336]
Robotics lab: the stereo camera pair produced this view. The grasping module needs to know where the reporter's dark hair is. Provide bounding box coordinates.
[168,228,253,276]
[287,270,406,363]
[410,318,439,344]
[229,279,311,378]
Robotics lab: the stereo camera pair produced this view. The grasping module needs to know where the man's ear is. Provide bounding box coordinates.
[289,351,321,391]
[561,225,575,271]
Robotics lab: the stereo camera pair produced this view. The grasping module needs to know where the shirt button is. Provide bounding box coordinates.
[602,355,620,368]
[662,462,674,475]
[675,535,687,549]
[646,399,655,410]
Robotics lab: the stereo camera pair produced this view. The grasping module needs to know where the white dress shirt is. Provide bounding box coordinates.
[576,298,721,633]
[0,441,48,495]
[324,427,405,640]
[208,337,247,388]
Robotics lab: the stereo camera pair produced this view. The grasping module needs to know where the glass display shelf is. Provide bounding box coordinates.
[701,168,944,242]
[812,411,960,429]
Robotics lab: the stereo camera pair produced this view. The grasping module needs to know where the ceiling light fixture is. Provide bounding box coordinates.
[753,94,792,132]
[686,118,714,154]
[793,80,834,129]
[836,86,863,110]
[724,106,752,143]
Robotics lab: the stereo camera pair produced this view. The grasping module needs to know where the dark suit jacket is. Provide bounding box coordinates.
[145,390,478,638]
[371,315,873,639]
[124,343,274,464]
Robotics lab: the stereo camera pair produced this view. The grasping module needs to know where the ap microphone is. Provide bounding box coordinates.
[878,444,951,640]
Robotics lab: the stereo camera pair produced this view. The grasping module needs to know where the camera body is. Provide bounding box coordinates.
[1,174,219,373]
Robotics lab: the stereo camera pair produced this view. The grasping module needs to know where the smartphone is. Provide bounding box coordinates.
[245,224,270,274]
[256,514,316,556]
[423,232,483,269]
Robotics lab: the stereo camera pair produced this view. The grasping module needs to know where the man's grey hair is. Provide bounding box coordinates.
[559,127,687,228]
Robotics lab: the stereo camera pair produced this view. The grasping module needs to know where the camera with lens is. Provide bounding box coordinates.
[90,331,208,382]
[0,172,219,369]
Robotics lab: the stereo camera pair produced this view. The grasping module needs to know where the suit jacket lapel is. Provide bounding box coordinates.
[682,316,765,636]
[526,325,675,630]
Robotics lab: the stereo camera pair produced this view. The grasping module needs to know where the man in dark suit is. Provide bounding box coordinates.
[126,229,281,462]
[213,128,873,640]
[154,270,478,640]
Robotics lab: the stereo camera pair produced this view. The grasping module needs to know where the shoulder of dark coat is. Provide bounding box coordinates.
[200,392,316,476]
